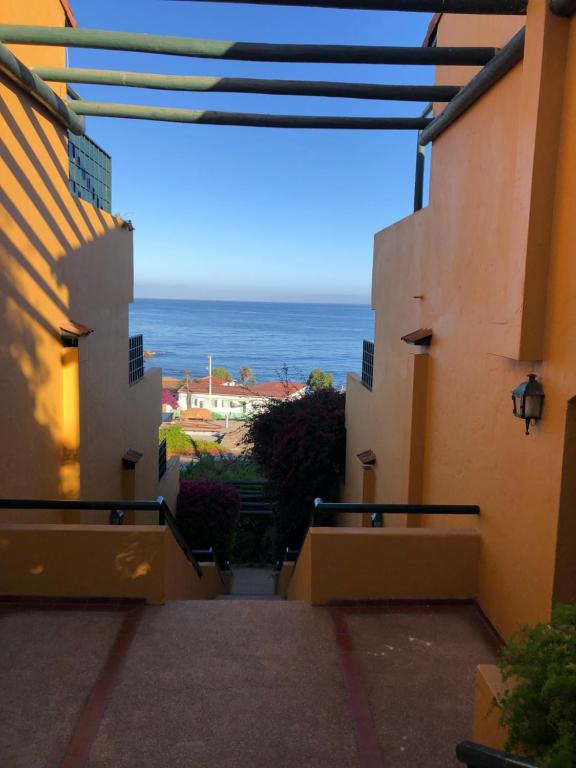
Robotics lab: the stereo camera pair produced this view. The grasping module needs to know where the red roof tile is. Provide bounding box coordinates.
[179,380,305,399]
[60,320,93,337]
[250,382,306,398]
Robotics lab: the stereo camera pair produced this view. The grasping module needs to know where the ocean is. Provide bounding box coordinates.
[129,299,374,389]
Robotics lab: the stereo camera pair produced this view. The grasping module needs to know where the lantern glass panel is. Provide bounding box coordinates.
[513,394,524,417]
[524,394,542,419]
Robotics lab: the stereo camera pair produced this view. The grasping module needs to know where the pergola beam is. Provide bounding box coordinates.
[167,0,527,13]
[0,26,497,66]
[0,41,84,134]
[69,100,432,129]
[34,67,461,102]
[420,27,524,145]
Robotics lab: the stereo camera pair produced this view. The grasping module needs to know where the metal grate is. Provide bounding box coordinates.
[129,334,144,385]
[68,132,112,212]
[158,438,167,480]
[361,340,374,391]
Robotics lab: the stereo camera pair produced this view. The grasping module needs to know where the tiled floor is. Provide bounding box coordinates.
[0,599,499,768]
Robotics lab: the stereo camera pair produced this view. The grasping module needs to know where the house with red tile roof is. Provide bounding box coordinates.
[177,379,306,417]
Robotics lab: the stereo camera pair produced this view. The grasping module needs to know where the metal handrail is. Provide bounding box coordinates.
[456,741,540,767]
[158,438,167,480]
[156,497,204,579]
[0,496,205,580]
[285,497,480,576]
[313,499,480,516]
[0,498,162,511]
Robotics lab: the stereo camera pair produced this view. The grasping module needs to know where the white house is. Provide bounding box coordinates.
[176,378,306,417]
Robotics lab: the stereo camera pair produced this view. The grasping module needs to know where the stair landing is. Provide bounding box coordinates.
[0,599,499,768]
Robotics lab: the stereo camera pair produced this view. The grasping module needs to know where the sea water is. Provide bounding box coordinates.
[129,298,374,389]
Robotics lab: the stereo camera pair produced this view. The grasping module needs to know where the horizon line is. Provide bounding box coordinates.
[132,296,372,307]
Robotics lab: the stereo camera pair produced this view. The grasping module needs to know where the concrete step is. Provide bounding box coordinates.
[215,594,283,601]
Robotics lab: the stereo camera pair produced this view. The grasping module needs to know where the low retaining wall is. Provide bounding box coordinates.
[287,527,481,604]
[473,664,509,750]
[0,522,213,603]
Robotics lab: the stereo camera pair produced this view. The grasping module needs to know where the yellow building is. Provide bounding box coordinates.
[343,0,576,640]
[0,0,176,515]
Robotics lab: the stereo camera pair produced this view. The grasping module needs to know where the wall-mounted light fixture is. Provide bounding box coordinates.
[512,374,545,435]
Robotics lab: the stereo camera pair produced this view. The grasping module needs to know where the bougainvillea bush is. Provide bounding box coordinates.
[498,603,576,768]
[176,479,240,567]
[243,387,346,550]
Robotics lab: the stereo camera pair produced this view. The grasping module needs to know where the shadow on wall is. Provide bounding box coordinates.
[0,76,118,506]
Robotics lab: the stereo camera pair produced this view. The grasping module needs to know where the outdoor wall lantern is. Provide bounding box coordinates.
[512,374,545,435]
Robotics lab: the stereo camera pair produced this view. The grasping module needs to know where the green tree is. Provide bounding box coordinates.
[212,366,233,382]
[239,367,253,385]
[306,368,334,392]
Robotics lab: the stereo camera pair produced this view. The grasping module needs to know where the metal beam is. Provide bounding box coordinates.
[166,0,527,13]
[69,100,432,129]
[34,67,461,102]
[0,41,84,134]
[419,27,525,146]
[0,25,498,66]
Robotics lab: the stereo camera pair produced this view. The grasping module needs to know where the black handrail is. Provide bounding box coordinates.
[456,741,540,767]
[156,497,205,579]
[280,498,481,592]
[158,437,167,480]
[0,496,205,580]
[313,499,480,516]
[0,498,161,511]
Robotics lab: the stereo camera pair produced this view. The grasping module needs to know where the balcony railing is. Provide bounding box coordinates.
[158,438,167,480]
[129,334,144,385]
[361,339,374,391]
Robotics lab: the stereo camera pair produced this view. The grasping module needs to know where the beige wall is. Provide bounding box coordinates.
[344,3,576,639]
[0,0,162,509]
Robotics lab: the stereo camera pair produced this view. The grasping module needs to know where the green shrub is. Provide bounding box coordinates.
[160,426,192,455]
[498,603,576,768]
[181,454,264,483]
[176,479,240,567]
[243,387,345,551]
[160,428,223,457]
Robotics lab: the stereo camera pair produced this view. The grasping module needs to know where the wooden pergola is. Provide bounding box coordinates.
[0,0,533,142]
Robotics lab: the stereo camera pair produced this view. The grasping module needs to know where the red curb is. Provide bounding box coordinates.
[60,605,144,768]
[330,607,385,768]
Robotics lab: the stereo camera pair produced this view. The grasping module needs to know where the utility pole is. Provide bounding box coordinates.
[208,354,212,411]
[182,368,191,409]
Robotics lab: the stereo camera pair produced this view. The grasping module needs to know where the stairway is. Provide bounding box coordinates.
[217,566,281,600]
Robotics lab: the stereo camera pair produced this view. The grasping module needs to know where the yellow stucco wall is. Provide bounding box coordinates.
[287,527,480,605]
[344,3,576,639]
[0,522,208,603]
[0,0,161,510]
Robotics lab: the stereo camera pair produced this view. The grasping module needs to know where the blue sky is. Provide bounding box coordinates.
[69,1,433,303]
